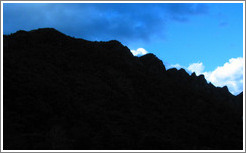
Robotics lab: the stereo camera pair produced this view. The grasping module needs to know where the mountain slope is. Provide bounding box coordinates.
[3,28,243,150]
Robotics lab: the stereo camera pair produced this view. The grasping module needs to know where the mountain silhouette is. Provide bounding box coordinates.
[3,28,243,150]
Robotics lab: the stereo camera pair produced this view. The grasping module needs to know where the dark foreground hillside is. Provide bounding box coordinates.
[3,28,243,150]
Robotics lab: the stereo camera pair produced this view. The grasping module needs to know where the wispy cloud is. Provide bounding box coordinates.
[169,64,183,70]
[3,3,209,44]
[165,3,209,22]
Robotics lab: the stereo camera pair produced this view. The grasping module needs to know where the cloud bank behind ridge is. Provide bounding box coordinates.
[170,57,243,95]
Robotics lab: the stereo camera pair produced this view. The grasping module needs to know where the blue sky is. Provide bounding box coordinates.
[3,2,244,95]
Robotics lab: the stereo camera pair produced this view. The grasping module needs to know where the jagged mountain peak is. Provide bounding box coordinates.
[4,28,236,98]
[3,28,243,150]
[139,53,166,72]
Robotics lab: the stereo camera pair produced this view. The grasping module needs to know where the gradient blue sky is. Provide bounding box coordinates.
[2,2,244,95]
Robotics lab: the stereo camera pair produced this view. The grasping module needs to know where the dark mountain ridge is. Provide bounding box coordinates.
[3,28,243,150]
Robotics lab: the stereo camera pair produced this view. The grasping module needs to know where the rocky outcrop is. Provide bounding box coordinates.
[139,53,166,74]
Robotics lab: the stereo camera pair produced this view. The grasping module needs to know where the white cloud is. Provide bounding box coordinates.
[168,63,192,74]
[130,48,148,56]
[170,64,183,70]
[203,57,243,95]
[187,62,205,75]
[168,57,244,95]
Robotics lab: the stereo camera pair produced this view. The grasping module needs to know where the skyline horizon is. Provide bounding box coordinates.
[3,27,244,96]
[2,2,244,95]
